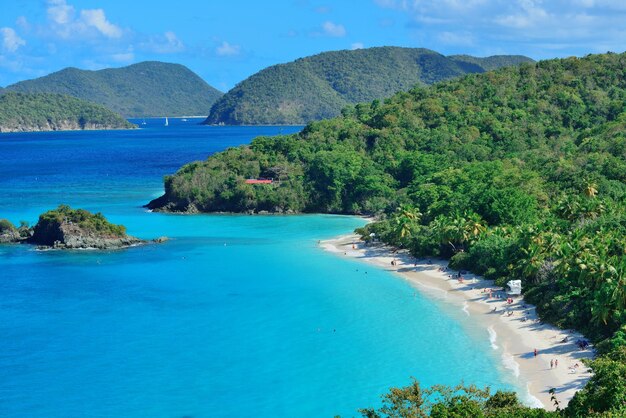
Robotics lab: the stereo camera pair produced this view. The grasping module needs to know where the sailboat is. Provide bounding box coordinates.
[164,117,169,127]
[141,118,147,126]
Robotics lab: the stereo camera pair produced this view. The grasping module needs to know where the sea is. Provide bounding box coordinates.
[0,118,518,417]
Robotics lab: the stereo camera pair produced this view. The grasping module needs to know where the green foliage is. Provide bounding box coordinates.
[35,204,126,237]
[357,380,557,418]
[0,92,134,132]
[4,61,222,117]
[566,348,626,417]
[205,47,533,125]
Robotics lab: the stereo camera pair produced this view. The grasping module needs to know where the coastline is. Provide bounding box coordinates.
[320,233,594,411]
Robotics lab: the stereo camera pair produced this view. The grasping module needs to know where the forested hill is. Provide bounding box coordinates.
[0,92,135,133]
[203,47,533,125]
[151,52,626,415]
[4,61,222,117]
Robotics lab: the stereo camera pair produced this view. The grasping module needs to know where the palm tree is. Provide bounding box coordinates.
[392,205,422,243]
[584,182,598,198]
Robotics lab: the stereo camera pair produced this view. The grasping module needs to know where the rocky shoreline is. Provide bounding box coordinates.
[0,121,136,133]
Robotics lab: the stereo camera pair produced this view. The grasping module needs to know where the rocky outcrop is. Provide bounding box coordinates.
[0,220,21,243]
[26,205,144,250]
[29,219,143,250]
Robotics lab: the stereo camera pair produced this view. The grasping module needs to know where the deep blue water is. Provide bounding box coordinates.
[0,119,516,417]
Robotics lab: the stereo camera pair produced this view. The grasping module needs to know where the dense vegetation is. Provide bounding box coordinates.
[4,61,222,117]
[152,52,626,415]
[358,381,559,417]
[0,92,134,132]
[204,47,533,125]
[33,205,127,237]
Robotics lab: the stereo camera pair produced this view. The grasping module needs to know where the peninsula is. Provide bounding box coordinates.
[0,92,134,133]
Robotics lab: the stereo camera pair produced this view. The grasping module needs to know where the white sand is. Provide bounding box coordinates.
[321,234,594,410]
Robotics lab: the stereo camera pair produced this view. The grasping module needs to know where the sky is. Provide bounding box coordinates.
[1,0,625,90]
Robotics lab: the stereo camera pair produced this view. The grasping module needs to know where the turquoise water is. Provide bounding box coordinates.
[0,120,515,417]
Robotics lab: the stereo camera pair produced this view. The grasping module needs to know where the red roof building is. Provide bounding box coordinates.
[244,179,273,184]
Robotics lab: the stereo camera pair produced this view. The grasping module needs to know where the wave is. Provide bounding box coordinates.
[522,382,544,408]
[488,325,498,350]
[502,352,520,378]
[462,301,470,316]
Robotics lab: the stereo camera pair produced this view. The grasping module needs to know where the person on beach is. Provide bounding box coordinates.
[555,359,558,367]
[534,348,538,357]
[550,359,554,368]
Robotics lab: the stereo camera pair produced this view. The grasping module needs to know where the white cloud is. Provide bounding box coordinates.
[373,0,626,58]
[495,0,548,29]
[351,42,365,50]
[47,0,74,25]
[80,9,122,38]
[322,21,346,37]
[0,27,26,53]
[45,0,123,40]
[216,41,240,56]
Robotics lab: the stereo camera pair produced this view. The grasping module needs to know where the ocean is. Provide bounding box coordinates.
[0,119,516,417]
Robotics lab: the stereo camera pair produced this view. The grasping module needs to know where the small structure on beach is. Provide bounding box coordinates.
[507,280,522,296]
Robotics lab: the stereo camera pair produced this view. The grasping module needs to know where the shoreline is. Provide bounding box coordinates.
[320,234,594,411]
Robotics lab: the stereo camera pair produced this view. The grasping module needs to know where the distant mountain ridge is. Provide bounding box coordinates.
[204,47,534,125]
[4,62,222,118]
[0,92,135,133]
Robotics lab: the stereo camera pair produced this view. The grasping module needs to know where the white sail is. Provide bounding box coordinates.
[164,117,169,126]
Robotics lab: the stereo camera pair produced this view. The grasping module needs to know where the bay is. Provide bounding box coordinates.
[0,120,515,417]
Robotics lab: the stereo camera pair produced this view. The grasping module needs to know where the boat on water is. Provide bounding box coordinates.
[181,118,188,122]
[164,117,169,126]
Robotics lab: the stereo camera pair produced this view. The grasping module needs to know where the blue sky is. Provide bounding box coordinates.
[1,0,625,90]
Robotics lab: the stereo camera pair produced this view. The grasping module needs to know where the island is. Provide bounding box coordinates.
[0,92,135,133]
[0,205,156,249]
[149,51,626,416]
[4,61,223,118]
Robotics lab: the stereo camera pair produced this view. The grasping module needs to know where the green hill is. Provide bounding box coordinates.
[0,92,135,132]
[5,61,222,117]
[150,52,626,416]
[204,47,534,125]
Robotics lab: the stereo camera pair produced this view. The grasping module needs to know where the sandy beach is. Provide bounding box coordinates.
[320,234,594,411]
